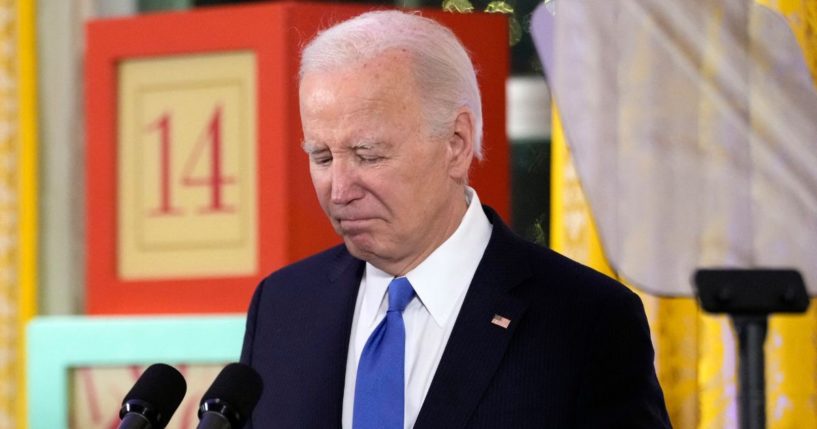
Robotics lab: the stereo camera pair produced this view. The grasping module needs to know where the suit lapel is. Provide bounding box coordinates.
[414,209,531,428]
[318,247,365,426]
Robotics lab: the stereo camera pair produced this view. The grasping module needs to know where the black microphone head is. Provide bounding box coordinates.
[199,363,263,427]
[120,363,187,429]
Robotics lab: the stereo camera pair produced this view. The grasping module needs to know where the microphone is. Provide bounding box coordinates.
[197,363,263,429]
[118,363,187,429]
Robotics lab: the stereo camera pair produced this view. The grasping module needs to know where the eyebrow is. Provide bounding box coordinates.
[351,138,390,151]
[301,138,392,154]
[301,140,323,154]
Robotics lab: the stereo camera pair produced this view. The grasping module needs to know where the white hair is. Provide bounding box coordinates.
[299,10,484,159]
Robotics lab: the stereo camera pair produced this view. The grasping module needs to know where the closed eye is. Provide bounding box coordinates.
[358,154,383,164]
[353,146,386,165]
[309,151,332,166]
[313,157,332,166]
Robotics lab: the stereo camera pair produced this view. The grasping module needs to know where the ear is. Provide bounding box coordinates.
[446,107,475,184]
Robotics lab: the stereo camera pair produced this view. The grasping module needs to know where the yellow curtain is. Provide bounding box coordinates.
[551,110,701,427]
[756,2,817,428]
[550,2,817,428]
[0,0,37,428]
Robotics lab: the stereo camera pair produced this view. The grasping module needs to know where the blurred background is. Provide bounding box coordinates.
[1,0,815,427]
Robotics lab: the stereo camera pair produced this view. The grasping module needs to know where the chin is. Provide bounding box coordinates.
[345,245,378,265]
[342,236,383,263]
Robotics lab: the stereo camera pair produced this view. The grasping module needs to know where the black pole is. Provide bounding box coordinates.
[197,412,232,429]
[118,413,153,429]
[694,269,809,429]
[732,315,768,429]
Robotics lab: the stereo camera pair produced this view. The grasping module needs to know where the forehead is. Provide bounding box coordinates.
[299,52,423,138]
[299,51,416,106]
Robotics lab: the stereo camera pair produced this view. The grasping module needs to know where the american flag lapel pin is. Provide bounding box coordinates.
[491,314,511,329]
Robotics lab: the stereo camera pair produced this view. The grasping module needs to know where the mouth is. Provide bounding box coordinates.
[335,217,376,233]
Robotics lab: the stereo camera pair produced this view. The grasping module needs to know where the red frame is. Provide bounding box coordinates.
[86,2,509,314]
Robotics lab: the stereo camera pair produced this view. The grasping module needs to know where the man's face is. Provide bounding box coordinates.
[299,52,470,275]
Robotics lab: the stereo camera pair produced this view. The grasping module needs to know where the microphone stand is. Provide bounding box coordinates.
[119,413,153,429]
[694,269,809,429]
[198,412,232,429]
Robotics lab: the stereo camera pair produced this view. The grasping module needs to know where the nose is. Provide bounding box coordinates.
[330,159,363,205]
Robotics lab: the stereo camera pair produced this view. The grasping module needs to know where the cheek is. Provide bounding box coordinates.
[309,169,331,202]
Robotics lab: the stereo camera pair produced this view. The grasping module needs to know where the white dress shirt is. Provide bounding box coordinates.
[341,188,493,429]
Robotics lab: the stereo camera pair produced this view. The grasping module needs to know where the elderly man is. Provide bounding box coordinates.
[240,10,671,429]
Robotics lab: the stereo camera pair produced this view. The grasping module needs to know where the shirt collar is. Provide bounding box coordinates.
[360,187,493,328]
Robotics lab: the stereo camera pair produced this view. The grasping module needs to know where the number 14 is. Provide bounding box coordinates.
[146,105,236,216]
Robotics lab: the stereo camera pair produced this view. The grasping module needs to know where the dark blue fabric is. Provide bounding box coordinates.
[240,206,672,429]
[353,277,414,429]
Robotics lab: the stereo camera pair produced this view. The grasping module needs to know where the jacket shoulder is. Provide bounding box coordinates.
[530,242,633,299]
[262,243,352,284]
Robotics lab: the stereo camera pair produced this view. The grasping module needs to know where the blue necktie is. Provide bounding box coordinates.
[353,277,415,429]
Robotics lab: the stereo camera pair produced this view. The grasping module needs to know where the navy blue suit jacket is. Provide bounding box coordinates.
[240,206,671,428]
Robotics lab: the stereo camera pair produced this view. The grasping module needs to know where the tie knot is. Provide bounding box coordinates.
[387,277,414,312]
